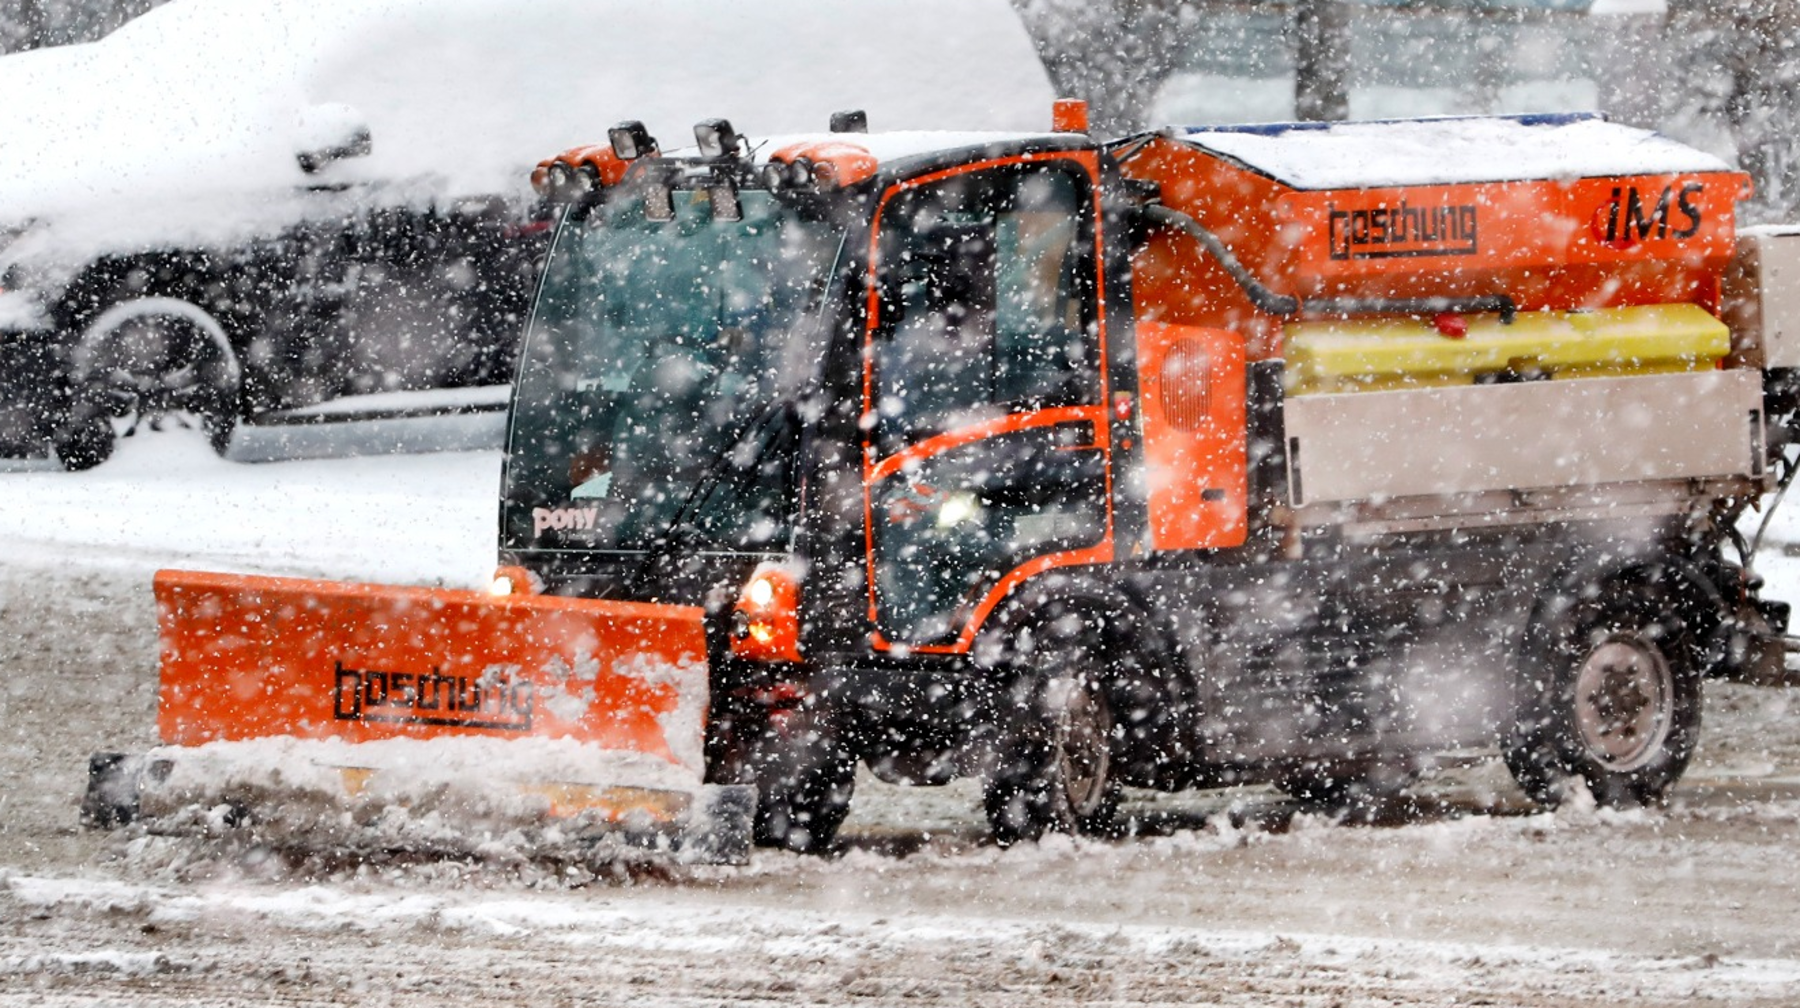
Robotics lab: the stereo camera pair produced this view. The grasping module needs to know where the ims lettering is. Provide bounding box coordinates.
[1599,183,1703,244]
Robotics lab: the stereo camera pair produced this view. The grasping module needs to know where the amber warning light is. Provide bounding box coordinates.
[731,561,803,663]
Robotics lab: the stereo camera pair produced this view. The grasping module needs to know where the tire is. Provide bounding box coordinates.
[1504,572,1701,808]
[51,415,115,471]
[745,703,855,854]
[57,297,241,468]
[983,605,1121,846]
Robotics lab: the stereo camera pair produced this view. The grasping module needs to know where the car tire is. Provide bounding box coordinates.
[50,414,116,471]
[59,296,241,467]
[745,703,856,854]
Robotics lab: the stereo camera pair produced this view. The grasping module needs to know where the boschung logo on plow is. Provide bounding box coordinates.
[333,662,535,732]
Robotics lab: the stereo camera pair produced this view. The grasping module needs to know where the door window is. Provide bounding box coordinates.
[865,160,1109,647]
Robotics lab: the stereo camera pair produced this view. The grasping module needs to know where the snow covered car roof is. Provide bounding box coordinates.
[1170,114,1734,190]
[0,0,1055,225]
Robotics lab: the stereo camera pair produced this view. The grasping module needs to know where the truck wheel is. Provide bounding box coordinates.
[746,704,856,854]
[57,297,241,468]
[1504,575,1700,808]
[983,609,1121,846]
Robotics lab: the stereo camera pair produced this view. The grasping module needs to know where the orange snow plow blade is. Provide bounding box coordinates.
[153,569,703,757]
[82,570,754,864]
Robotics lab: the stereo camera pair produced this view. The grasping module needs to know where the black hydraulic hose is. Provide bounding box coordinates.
[1141,204,1299,316]
[1140,203,1517,323]
[1748,440,1800,569]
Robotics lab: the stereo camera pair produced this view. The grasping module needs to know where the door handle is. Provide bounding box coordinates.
[1051,420,1097,449]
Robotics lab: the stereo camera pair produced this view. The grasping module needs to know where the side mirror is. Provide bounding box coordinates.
[295,103,372,175]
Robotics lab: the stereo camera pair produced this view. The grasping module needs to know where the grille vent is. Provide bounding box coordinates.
[1160,338,1213,432]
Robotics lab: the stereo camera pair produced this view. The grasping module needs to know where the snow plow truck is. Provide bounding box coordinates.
[85,103,1800,861]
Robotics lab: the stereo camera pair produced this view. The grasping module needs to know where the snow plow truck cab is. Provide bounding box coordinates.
[88,105,1800,861]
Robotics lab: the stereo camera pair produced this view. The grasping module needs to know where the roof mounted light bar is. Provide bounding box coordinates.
[534,112,882,218]
[829,109,868,134]
[694,118,741,160]
[609,120,657,161]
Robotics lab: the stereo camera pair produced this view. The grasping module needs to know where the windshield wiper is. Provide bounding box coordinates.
[624,400,793,593]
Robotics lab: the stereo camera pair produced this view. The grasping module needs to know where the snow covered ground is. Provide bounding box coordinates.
[0,426,499,587]
[4,425,1800,1006]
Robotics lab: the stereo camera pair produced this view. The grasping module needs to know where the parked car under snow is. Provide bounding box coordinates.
[0,0,1052,469]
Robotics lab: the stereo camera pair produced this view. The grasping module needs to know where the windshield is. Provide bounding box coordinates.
[503,184,846,555]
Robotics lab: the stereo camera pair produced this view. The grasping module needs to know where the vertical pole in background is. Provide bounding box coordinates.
[6,0,48,52]
[1293,0,1350,122]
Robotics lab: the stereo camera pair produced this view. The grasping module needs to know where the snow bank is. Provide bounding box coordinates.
[0,426,498,588]
[110,734,722,864]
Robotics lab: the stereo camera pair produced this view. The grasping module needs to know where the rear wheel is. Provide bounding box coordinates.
[56,297,240,469]
[983,607,1121,845]
[1505,572,1700,808]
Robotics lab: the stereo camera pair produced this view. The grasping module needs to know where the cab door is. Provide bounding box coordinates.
[862,156,1113,650]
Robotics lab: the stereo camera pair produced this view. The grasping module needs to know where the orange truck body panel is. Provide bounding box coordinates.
[1123,135,1748,362]
[153,569,708,771]
[1137,320,1248,551]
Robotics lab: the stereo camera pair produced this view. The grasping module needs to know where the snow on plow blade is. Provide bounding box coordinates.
[82,569,753,865]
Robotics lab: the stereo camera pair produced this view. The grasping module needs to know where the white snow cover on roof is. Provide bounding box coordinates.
[1176,116,1733,190]
[0,0,1053,225]
[1587,0,1667,14]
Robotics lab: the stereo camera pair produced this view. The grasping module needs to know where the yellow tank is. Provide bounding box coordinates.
[1284,303,1729,395]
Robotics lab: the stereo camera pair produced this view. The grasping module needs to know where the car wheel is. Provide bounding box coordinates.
[983,606,1121,845]
[50,414,116,471]
[60,297,241,467]
[1504,572,1700,808]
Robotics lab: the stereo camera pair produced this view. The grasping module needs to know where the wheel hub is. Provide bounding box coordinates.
[1050,675,1111,816]
[1573,635,1672,772]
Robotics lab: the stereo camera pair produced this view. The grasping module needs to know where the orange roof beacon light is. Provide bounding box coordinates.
[1053,98,1089,134]
[531,119,661,202]
[766,141,879,190]
[532,141,646,202]
[731,560,803,663]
